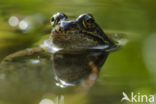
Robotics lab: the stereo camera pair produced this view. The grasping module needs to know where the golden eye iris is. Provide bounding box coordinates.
[83,18,95,29]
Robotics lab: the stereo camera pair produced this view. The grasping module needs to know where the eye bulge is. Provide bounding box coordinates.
[52,13,67,22]
[83,15,96,29]
[50,13,68,25]
[51,17,55,22]
[86,18,95,23]
[51,12,96,29]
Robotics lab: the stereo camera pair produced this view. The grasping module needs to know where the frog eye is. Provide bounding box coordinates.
[86,18,94,23]
[50,16,56,26]
[50,16,60,26]
[51,17,55,22]
[83,17,95,29]
[51,13,67,26]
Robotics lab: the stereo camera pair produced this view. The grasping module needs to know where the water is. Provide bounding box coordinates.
[0,0,156,104]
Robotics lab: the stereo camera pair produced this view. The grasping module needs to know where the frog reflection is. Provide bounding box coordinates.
[52,51,108,88]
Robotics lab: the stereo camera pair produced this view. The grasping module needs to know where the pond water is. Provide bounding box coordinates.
[0,0,156,104]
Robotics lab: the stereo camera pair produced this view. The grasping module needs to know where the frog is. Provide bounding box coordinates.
[46,12,115,50]
[0,13,119,88]
[1,12,117,61]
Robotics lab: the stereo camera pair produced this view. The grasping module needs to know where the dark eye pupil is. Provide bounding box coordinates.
[51,17,54,22]
[87,18,94,23]
[57,17,60,22]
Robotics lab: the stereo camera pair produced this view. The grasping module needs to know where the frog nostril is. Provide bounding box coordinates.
[60,21,72,31]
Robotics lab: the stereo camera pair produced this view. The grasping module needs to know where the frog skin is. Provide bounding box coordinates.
[46,12,115,50]
[0,13,117,88]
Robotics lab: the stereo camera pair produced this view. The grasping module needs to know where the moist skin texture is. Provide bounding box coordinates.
[48,13,115,50]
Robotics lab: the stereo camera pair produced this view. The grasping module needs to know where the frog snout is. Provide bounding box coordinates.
[60,21,75,31]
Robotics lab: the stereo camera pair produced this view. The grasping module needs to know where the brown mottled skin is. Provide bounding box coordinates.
[50,13,115,49]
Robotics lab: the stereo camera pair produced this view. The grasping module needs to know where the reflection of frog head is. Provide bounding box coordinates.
[50,13,114,49]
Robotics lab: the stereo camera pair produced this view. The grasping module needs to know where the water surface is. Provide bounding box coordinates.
[0,0,156,104]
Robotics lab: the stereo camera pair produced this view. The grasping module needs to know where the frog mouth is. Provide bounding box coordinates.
[50,26,118,52]
[51,26,105,44]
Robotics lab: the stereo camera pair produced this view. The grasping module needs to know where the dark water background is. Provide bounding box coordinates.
[0,0,156,104]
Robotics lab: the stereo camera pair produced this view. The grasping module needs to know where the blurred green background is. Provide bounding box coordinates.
[0,0,156,104]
